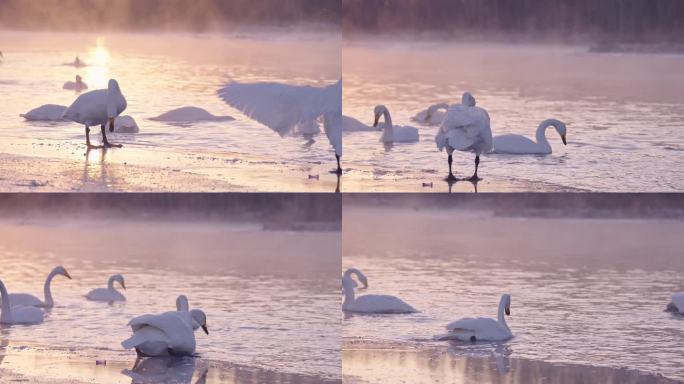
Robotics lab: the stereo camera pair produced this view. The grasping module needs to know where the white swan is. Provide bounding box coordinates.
[149,107,234,123]
[438,294,513,342]
[342,115,380,132]
[217,80,342,174]
[63,78,127,149]
[666,292,684,314]
[122,310,206,357]
[20,104,68,121]
[413,103,449,126]
[63,75,88,92]
[492,119,567,154]
[3,266,71,308]
[86,274,126,302]
[374,105,419,143]
[0,280,44,325]
[342,272,416,314]
[435,92,491,181]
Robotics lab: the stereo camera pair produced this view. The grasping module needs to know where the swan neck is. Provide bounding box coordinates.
[497,298,509,330]
[0,281,11,323]
[342,282,355,310]
[107,276,116,291]
[43,270,57,307]
[382,109,393,130]
[535,121,553,152]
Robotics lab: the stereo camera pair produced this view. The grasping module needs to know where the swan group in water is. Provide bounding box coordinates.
[342,268,417,314]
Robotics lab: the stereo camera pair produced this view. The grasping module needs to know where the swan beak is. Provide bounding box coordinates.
[121,281,127,290]
[201,324,209,335]
[561,134,567,145]
[64,271,72,279]
[373,114,379,128]
[109,117,115,133]
[505,306,510,316]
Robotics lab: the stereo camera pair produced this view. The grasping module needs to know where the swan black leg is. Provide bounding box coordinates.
[86,125,102,149]
[446,154,457,181]
[335,154,342,175]
[101,123,122,148]
[468,155,481,181]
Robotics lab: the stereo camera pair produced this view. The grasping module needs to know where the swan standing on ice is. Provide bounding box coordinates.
[21,104,68,121]
[435,92,492,181]
[85,274,126,302]
[3,266,72,308]
[492,119,567,154]
[342,272,417,314]
[0,280,44,325]
[373,105,419,143]
[63,78,127,149]
[437,294,513,342]
[666,292,684,314]
[217,80,343,174]
[63,75,88,92]
[413,103,449,126]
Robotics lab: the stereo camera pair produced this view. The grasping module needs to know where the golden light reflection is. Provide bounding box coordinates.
[85,37,111,88]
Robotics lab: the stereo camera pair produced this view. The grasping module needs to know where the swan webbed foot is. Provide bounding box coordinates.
[445,173,458,182]
[466,174,481,182]
[103,142,122,148]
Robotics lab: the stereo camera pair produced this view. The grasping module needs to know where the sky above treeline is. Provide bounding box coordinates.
[342,0,684,41]
[0,0,340,31]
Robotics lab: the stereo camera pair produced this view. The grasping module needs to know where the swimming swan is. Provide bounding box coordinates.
[218,80,342,174]
[492,119,567,154]
[122,309,207,357]
[150,107,233,123]
[3,266,71,308]
[342,272,416,314]
[374,105,419,143]
[435,92,492,181]
[667,292,684,314]
[438,294,513,342]
[0,280,44,325]
[413,103,449,126]
[63,78,127,149]
[63,75,88,92]
[86,274,126,302]
[20,104,68,121]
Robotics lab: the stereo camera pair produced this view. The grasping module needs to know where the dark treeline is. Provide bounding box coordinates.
[343,0,684,42]
[0,0,340,31]
[0,194,342,227]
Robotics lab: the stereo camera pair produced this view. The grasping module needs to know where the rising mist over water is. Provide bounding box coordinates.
[0,0,340,31]
[343,0,684,43]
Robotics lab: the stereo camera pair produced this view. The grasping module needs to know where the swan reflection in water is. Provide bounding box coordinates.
[122,356,207,384]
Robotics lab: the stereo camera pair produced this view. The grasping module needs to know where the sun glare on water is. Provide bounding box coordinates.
[85,38,111,87]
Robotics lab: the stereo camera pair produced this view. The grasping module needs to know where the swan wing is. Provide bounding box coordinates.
[436,105,491,153]
[6,293,44,307]
[63,89,109,125]
[126,312,196,354]
[352,294,416,314]
[217,80,341,137]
